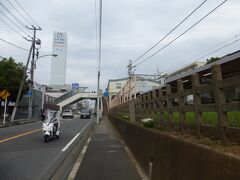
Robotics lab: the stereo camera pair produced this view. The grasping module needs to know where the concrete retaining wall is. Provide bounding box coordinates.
[109,116,240,180]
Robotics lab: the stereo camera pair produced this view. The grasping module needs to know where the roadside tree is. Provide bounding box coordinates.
[0,57,28,102]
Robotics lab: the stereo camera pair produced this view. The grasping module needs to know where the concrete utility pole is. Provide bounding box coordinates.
[11,26,41,121]
[28,26,41,120]
[11,43,33,122]
[96,0,102,124]
[127,60,133,79]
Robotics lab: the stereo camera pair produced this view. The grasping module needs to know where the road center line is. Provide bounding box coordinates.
[61,121,91,152]
[0,129,41,143]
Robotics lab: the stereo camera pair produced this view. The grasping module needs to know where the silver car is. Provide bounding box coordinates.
[62,110,74,119]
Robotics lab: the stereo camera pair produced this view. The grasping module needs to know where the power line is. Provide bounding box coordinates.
[134,0,228,68]
[196,38,240,60]
[164,33,240,74]
[0,38,29,51]
[0,9,31,38]
[6,0,33,26]
[0,17,25,38]
[0,2,30,32]
[13,0,41,29]
[132,0,207,63]
[195,34,240,59]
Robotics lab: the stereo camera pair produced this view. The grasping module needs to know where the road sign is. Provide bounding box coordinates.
[72,83,79,90]
[0,90,10,100]
[26,90,32,97]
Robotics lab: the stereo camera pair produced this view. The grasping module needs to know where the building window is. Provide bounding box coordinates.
[116,86,122,89]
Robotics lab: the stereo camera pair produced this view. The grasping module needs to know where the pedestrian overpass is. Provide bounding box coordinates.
[54,87,98,111]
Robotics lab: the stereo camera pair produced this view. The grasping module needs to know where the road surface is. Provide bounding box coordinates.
[0,116,93,180]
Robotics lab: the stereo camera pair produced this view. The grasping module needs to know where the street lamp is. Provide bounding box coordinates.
[33,54,58,69]
[28,53,58,120]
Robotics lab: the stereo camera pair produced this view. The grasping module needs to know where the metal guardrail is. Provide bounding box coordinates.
[54,87,88,104]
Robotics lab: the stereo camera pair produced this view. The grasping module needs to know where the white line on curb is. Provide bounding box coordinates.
[61,121,91,152]
[68,136,91,180]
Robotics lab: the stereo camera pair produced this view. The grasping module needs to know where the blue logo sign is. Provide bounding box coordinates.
[72,83,79,90]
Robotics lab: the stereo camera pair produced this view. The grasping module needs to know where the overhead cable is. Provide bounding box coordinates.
[6,0,32,26]
[195,34,239,59]
[164,33,240,73]
[0,38,29,51]
[0,2,30,32]
[132,0,207,63]
[0,9,31,37]
[195,38,240,60]
[0,17,25,38]
[13,0,41,29]
[134,0,228,68]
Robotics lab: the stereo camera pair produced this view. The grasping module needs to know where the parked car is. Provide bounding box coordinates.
[62,110,74,119]
[80,109,91,119]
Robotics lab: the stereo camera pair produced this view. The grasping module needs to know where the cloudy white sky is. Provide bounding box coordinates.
[1,0,240,90]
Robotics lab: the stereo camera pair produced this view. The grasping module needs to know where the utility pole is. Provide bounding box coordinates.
[96,0,102,124]
[127,60,133,79]
[11,43,33,122]
[11,26,41,122]
[27,26,41,120]
[127,60,133,99]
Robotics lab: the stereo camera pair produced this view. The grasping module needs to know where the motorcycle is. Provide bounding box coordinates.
[42,110,60,143]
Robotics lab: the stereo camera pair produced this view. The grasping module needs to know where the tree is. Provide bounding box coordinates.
[205,57,220,65]
[0,57,28,102]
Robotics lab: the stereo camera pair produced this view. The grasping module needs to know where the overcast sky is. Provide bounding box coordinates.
[1,0,240,90]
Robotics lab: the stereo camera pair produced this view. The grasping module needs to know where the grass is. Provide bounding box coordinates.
[228,112,240,127]
[115,111,240,128]
[116,113,130,121]
[147,111,240,128]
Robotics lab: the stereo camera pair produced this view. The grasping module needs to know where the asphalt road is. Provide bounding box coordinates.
[0,116,93,180]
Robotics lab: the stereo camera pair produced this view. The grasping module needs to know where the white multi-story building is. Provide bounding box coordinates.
[50,31,67,85]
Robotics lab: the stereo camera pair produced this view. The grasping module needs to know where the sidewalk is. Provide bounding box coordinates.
[72,116,142,180]
[0,118,38,128]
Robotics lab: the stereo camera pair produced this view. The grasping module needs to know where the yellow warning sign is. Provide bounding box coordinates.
[0,90,10,100]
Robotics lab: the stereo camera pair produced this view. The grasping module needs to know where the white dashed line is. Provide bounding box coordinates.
[61,121,91,152]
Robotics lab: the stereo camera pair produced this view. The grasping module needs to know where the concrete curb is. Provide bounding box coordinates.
[0,119,38,128]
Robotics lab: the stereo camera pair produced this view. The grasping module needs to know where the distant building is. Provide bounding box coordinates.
[50,31,67,85]
[47,84,72,93]
[13,83,56,119]
[107,78,128,98]
[108,77,161,107]
[168,62,205,78]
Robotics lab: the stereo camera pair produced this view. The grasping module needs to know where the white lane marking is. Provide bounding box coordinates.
[107,150,116,153]
[61,133,80,152]
[81,146,88,154]
[61,121,91,152]
[68,137,92,180]
[123,143,149,180]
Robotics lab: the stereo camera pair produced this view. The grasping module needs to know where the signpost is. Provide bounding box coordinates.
[0,89,11,125]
